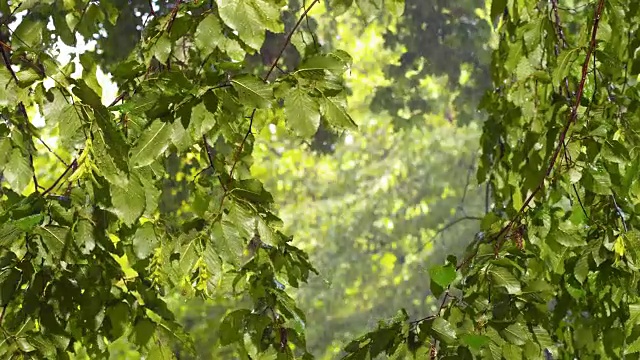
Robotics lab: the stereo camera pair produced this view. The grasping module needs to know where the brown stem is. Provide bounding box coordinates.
[493,0,606,249]
[42,155,80,196]
[264,0,320,82]
[225,0,320,195]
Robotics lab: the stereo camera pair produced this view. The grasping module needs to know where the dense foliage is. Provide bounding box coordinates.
[0,0,376,358]
[2,0,640,359]
[343,0,640,359]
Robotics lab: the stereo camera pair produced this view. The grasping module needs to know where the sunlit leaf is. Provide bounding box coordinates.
[231,75,273,109]
[216,0,283,50]
[4,148,33,193]
[284,87,320,137]
[432,318,457,344]
[130,120,172,168]
[489,266,521,294]
[429,263,456,288]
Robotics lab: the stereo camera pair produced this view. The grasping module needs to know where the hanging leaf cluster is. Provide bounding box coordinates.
[343,0,640,359]
[0,0,382,358]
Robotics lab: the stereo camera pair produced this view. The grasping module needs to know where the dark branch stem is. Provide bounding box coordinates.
[432,216,483,241]
[42,156,80,196]
[612,192,628,232]
[166,0,183,33]
[264,0,320,82]
[228,109,255,181]
[202,135,227,191]
[148,0,156,16]
[225,0,320,195]
[35,135,68,166]
[493,0,605,247]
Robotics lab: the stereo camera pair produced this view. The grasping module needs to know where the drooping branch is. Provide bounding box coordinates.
[417,2,610,335]
[550,0,590,219]
[492,0,606,247]
[42,153,81,196]
[226,0,320,187]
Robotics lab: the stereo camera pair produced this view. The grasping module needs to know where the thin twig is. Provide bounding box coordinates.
[42,156,80,196]
[0,304,6,326]
[228,109,255,181]
[166,0,183,33]
[457,157,477,217]
[227,0,320,182]
[493,0,606,246]
[35,136,68,166]
[202,135,227,191]
[551,0,590,220]
[264,0,320,81]
[612,192,628,232]
[219,0,320,216]
[432,216,483,241]
[108,92,127,107]
[30,153,39,193]
[148,0,156,16]
[551,0,569,49]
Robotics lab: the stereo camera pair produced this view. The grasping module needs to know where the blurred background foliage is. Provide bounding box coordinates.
[167,1,494,358]
[8,0,494,357]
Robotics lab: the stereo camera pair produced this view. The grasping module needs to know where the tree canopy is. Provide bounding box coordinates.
[1,0,640,359]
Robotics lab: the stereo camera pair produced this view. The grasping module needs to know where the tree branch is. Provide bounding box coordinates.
[492,0,606,247]
[225,0,320,193]
[42,155,80,196]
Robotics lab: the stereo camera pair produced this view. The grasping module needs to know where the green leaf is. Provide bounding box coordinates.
[432,317,457,344]
[629,304,640,330]
[532,326,554,354]
[501,323,528,346]
[231,75,273,109]
[133,223,158,260]
[489,266,521,294]
[296,54,349,76]
[74,219,95,254]
[14,214,43,232]
[502,343,523,360]
[13,18,44,50]
[385,0,404,17]
[553,228,585,247]
[195,15,223,57]
[462,334,491,350]
[4,148,33,193]
[624,230,640,266]
[284,87,320,138]
[552,48,580,86]
[574,253,589,284]
[626,336,640,354]
[429,264,456,288]
[130,120,172,168]
[490,0,507,19]
[110,175,146,226]
[0,138,11,169]
[36,225,70,262]
[219,309,251,345]
[52,11,75,46]
[107,302,130,339]
[356,0,383,21]
[329,0,354,16]
[44,89,84,149]
[322,95,357,129]
[213,220,245,266]
[188,101,217,141]
[152,32,172,63]
[584,164,612,195]
[131,318,156,347]
[0,268,21,306]
[216,0,283,51]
